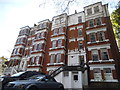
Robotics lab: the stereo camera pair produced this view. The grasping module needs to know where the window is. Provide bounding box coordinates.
[41,32,44,38]
[59,27,63,34]
[39,24,42,29]
[74,75,78,81]
[104,68,113,80]
[79,56,84,66]
[78,29,82,36]
[50,54,55,63]
[87,8,92,15]
[93,68,102,81]
[55,19,60,24]
[96,18,102,26]
[88,20,94,28]
[36,33,40,40]
[56,54,61,63]
[43,23,47,28]
[90,33,96,42]
[36,56,39,65]
[92,50,99,61]
[30,57,34,65]
[94,6,99,13]
[52,40,56,48]
[53,28,58,35]
[63,71,69,77]
[58,39,62,47]
[100,49,109,60]
[38,43,42,51]
[79,40,83,49]
[17,48,20,54]
[34,44,37,51]
[60,17,64,23]
[78,16,82,23]
[97,32,105,41]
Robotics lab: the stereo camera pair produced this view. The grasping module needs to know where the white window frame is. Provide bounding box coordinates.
[54,28,58,35]
[38,43,42,51]
[92,50,99,61]
[88,20,94,28]
[93,68,102,81]
[58,39,62,47]
[96,17,102,26]
[56,54,61,63]
[52,40,56,49]
[103,68,113,80]
[36,56,40,65]
[100,49,109,60]
[97,31,105,41]
[59,27,63,34]
[90,33,96,42]
[78,16,82,23]
[78,29,82,36]
[50,54,55,64]
[87,8,92,15]
[94,6,99,13]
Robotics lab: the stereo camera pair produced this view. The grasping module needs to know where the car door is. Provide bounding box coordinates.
[40,76,59,90]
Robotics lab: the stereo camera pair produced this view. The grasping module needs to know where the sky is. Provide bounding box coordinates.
[0,0,119,59]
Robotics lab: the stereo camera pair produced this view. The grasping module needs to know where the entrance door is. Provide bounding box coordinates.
[72,72,79,88]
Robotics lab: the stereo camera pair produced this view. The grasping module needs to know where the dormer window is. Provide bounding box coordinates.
[94,6,99,13]
[78,16,82,23]
[87,8,92,15]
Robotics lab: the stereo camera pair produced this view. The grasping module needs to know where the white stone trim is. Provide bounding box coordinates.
[91,79,118,82]
[35,29,47,34]
[77,37,84,41]
[89,64,115,70]
[28,37,35,40]
[87,44,110,51]
[33,40,45,44]
[49,46,65,50]
[49,50,65,55]
[30,53,43,57]
[47,62,64,66]
[51,36,66,41]
[14,45,25,48]
[86,27,106,34]
[10,57,21,60]
[69,27,75,31]
[77,25,83,29]
[69,38,76,42]
[17,35,27,39]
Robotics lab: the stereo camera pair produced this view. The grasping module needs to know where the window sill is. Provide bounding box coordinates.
[47,62,64,66]
[51,33,65,37]
[86,24,106,29]
[87,40,109,44]
[49,46,64,50]
[89,59,114,63]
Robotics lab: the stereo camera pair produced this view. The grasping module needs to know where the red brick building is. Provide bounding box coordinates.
[4,2,120,89]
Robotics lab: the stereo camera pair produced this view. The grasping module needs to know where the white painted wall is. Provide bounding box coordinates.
[68,12,85,26]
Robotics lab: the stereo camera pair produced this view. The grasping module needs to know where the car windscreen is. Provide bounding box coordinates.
[11,72,25,77]
[28,75,45,80]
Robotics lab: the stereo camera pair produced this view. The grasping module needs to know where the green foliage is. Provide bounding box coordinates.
[111,1,120,39]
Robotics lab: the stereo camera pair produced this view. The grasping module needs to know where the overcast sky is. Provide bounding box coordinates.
[0,0,119,59]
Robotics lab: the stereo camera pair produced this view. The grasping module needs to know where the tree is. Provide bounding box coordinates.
[111,1,120,47]
[39,0,118,14]
[0,56,8,75]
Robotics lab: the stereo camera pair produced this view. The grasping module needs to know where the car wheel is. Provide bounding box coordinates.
[59,87,64,90]
[28,86,37,90]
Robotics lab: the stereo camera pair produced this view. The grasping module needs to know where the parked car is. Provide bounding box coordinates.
[0,71,45,90]
[4,74,64,90]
